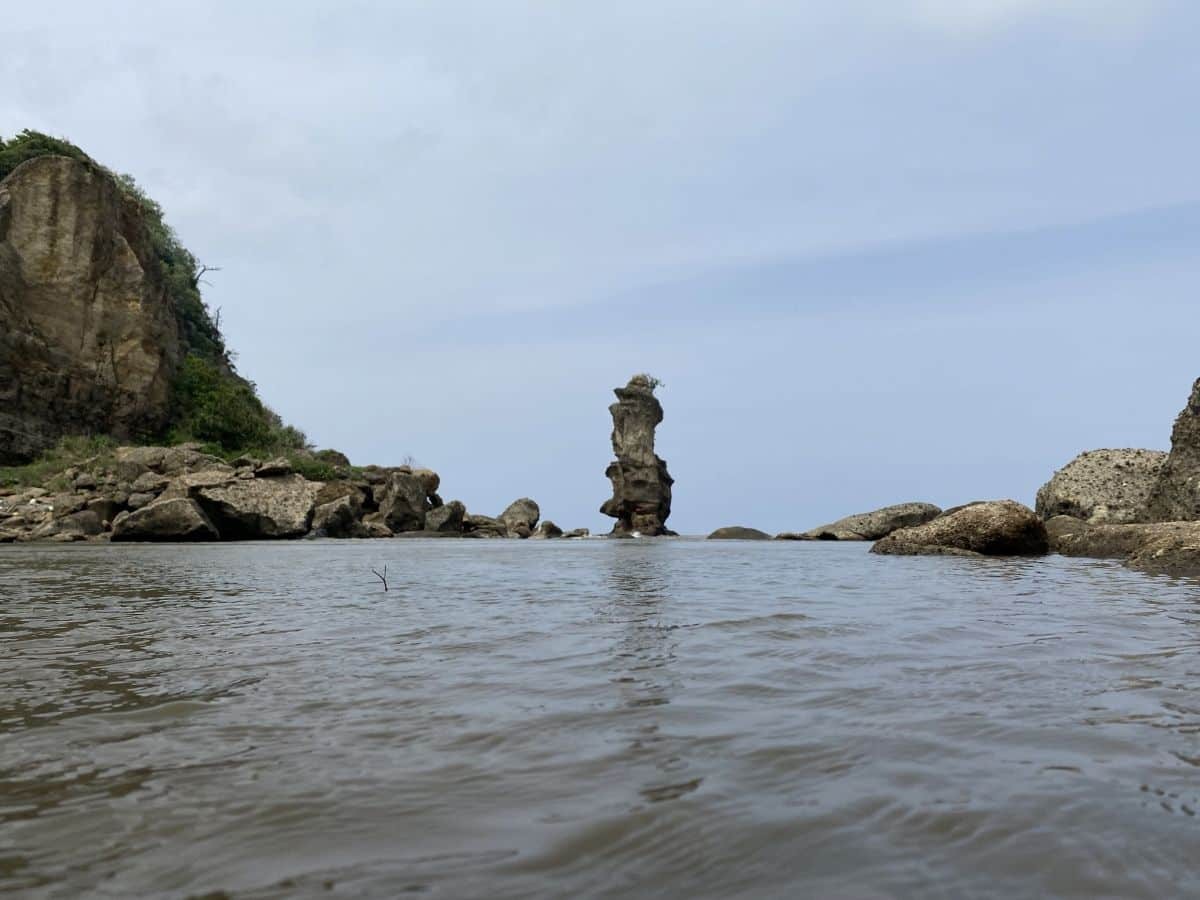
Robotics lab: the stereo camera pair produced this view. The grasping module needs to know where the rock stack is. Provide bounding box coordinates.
[600,374,674,536]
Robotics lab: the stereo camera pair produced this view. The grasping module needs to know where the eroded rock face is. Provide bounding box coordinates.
[375,471,429,533]
[1142,379,1200,522]
[0,157,183,463]
[1036,449,1166,525]
[111,498,219,542]
[195,474,322,539]
[426,500,466,534]
[499,498,540,538]
[778,503,942,541]
[871,500,1048,557]
[600,375,673,535]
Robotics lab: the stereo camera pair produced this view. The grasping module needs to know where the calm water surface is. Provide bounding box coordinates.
[1,540,1199,899]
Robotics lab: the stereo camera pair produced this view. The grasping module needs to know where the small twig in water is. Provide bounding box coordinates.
[371,565,389,592]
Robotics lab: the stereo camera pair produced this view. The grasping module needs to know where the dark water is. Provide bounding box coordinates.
[1,540,1199,899]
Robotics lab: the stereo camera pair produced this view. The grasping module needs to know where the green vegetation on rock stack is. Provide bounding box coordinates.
[0,130,304,460]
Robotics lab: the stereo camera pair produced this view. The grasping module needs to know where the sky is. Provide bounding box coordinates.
[4,0,1199,534]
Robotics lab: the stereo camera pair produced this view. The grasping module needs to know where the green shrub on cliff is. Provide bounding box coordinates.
[0,436,116,489]
[168,355,308,456]
[0,130,92,182]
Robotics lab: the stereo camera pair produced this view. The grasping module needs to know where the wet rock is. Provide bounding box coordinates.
[195,474,323,539]
[708,526,772,540]
[600,375,674,536]
[426,500,466,534]
[1142,378,1200,521]
[1127,532,1200,577]
[499,498,540,537]
[871,500,1048,557]
[779,502,943,541]
[111,498,220,542]
[1035,449,1166,524]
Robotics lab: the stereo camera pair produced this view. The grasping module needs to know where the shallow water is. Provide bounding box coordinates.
[1,539,1199,899]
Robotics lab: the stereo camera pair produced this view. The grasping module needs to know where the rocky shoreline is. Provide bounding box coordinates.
[0,444,586,544]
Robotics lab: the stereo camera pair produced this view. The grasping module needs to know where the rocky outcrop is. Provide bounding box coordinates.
[531,520,563,539]
[193,475,323,539]
[871,500,1048,557]
[600,375,673,536]
[708,526,771,540]
[499,497,540,538]
[1035,449,1165,524]
[0,156,183,463]
[778,502,942,541]
[426,500,466,534]
[374,471,429,533]
[1045,516,1200,577]
[111,498,219,542]
[1141,378,1200,522]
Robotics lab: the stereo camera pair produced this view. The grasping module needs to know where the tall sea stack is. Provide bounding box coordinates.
[600,374,674,536]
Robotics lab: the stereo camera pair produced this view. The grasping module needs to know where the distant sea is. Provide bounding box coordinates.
[1,539,1197,898]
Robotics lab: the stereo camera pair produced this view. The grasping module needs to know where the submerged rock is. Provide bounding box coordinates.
[600,375,674,536]
[871,500,1048,557]
[111,498,219,542]
[1142,378,1200,522]
[1035,449,1166,524]
[779,502,942,541]
[708,526,772,540]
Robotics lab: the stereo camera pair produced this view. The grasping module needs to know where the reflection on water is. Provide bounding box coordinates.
[2,540,1200,898]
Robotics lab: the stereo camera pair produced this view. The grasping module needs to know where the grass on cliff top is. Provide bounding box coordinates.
[0,436,117,491]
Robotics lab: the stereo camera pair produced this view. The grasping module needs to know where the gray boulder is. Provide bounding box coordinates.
[1035,449,1166,524]
[499,498,540,537]
[111,498,220,542]
[426,500,466,534]
[871,500,1048,557]
[374,472,428,533]
[195,474,322,539]
[778,502,942,541]
[310,492,364,538]
[530,520,564,539]
[708,526,772,540]
[1142,378,1200,521]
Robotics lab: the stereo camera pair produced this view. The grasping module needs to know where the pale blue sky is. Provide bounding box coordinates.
[4,1,1198,533]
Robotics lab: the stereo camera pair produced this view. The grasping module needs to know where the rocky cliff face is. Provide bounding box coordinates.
[600,375,673,535]
[1141,378,1200,522]
[0,156,182,463]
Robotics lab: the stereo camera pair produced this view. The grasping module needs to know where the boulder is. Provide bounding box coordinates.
[779,502,943,541]
[412,468,440,496]
[1142,378,1200,521]
[127,492,157,510]
[499,498,540,537]
[463,514,508,538]
[375,472,428,533]
[426,500,466,534]
[531,520,563,539]
[600,375,674,535]
[31,509,104,541]
[1035,449,1166,524]
[111,498,220,542]
[256,457,293,478]
[130,471,170,494]
[562,528,590,539]
[195,474,322,539]
[310,492,364,538]
[708,526,772,540]
[1127,532,1200,577]
[871,500,1048,557]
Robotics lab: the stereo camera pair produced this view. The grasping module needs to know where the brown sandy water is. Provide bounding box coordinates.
[1,539,1198,898]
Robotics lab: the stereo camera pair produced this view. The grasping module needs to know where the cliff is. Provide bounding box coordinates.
[0,155,183,462]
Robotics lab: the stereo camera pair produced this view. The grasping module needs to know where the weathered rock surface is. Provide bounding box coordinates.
[310,492,364,538]
[195,475,322,539]
[779,502,942,541]
[111,498,219,542]
[1142,378,1200,522]
[499,498,540,538]
[1045,515,1200,577]
[1035,449,1166,525]
[600,375,674,536]
[425,500,466,534]
[708,526,772,540]
[0,156,183,463]
[531,520,563,539]
[463,514,508,538]
[374,472,429,533]
[872,500,1048,557]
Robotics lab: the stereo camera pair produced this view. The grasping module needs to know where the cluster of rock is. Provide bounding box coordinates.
[0,444,587,544]
[1029,377,1200,576]
[776,502,943,541]
[0,156,185,463]
[601,375,674,536]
